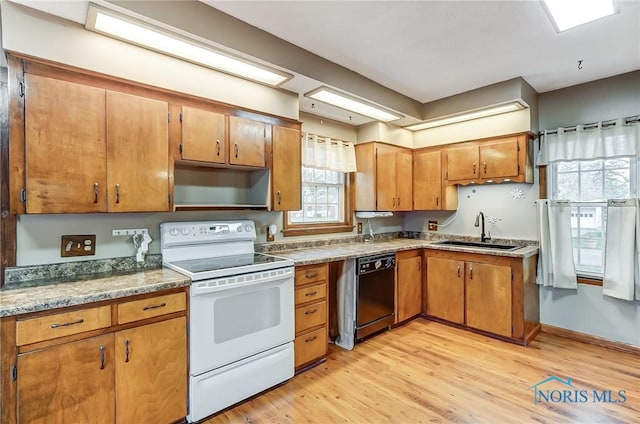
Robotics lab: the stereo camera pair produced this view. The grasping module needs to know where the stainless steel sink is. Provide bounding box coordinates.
[433,240,521,251]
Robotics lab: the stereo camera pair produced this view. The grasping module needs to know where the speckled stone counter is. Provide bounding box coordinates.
[0,268,190,317]
[273,239,538,266]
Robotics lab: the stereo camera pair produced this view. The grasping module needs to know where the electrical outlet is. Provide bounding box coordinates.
[428,221,438,231]
[266,226,275,242]
[357,222,363,234]
[112,228,149,236]
[61,235,96,257]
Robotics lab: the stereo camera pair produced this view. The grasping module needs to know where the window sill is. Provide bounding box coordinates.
[282,224,354,237]
[577,276,603,286]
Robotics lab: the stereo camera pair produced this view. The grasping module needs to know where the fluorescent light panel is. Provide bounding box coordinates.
[405,101,527,131]
[541,0,615,32]
[85,5,291,87]
[306,87,402,122]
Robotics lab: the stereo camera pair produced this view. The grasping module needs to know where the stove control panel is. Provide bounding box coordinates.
[161,220,256,248]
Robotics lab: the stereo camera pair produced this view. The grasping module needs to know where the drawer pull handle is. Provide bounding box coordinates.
[304,309,317,315]
[483,162,487,174]
[99,345,106,370]
[305,272,318,279]
[305,291,318,297]
[457,266,461,278]
[469,267,474,280]
[124,339,130,363]
[115,184,121,204]
[50,318,84,329]
[142,302,167,311]
[234,142,239,158]
[305,336,317,343]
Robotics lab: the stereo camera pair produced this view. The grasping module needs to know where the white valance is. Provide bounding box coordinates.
[301,132,357,173]
[536,116,640,165]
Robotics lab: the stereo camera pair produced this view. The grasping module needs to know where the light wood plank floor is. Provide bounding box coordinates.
[204,319,639,423]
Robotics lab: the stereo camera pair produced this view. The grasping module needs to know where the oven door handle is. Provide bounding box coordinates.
[191,269,293,296]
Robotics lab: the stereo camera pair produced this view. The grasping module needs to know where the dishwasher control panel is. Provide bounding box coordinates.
[357,254,396,275]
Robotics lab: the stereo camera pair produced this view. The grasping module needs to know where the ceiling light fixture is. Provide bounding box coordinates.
[404,100,528,132]
[541,0,616,32]
[85,4,292,87]
[305,87,402,122]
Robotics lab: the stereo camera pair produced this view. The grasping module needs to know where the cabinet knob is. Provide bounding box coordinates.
[124,339,130,363]
[234,142,239,158]
[216,140,221,156]
[457,265,461,278]
[99,345,106,370]
[436,197,439,207]
[483,162,487,174]
[93,183,99,204]
[469,267,473,280]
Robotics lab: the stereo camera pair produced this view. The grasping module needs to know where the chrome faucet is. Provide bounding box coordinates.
[474,211,491,243]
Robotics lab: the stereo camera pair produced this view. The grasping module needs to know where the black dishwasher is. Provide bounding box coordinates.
[355,253,396,340]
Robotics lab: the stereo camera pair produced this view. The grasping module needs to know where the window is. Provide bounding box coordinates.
[284,166,353,236]
[550,157,637,276]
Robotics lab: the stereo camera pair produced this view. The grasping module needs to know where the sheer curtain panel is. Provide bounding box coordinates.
[536,200,578,289]
[301,132,357,172]
[603,199,640,301]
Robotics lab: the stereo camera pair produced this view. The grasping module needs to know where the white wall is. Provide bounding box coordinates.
[537,71,640,347]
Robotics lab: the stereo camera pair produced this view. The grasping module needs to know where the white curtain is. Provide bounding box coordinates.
[302,132,357,172]
[536,200,578,289]
[537,117,640,165]
[603,199,640,301]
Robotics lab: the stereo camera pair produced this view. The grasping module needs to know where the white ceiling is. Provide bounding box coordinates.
[207,0,640,123]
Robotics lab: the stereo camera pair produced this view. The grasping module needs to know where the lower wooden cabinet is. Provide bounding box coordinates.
[2,289,187,424]
[395,250,422,323]
[424,249,540,345]
[294,263,329,370]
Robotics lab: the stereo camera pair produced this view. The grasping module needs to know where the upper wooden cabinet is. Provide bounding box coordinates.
[22,74,170,213]
[229,116,266,167]
[180,106,226,164]
[444,134,533,184]
[355,142,413,211]
[271,126,301,211]
[413,148,457,211]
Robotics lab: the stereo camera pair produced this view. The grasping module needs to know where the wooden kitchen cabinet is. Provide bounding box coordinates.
[180,106,226,164]
[413,148,457,210]
[24,74,107,213]
[395,250,422,323]
[355,142,413,211]
[229,116,266,167]
[22,73,170,213]
[424,256,464,324]
[445,134,532,184]
[272,125,301,211]
[1,289,188,424]
[294,263,329,371]
[17,334,115,424]
[423,249,539,345]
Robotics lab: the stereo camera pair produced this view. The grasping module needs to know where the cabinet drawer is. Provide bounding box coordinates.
[16,305,111,346]
[295,264,327,286]
[294,326,327,368]
[117,292,186,324]
[295,283,327,305]
[295,300,327,334]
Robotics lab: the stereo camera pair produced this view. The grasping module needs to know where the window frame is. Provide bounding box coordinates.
[283,171,354,237]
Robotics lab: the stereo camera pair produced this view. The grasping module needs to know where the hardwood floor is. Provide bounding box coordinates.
[204,319,639,423]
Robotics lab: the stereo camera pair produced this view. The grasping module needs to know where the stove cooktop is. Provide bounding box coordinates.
[165,252,293,281]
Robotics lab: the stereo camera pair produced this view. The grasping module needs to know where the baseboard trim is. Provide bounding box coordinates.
[541,324,640,356]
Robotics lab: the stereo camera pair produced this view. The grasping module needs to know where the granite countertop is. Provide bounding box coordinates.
[273,239,539,266]
[0,268,190,318]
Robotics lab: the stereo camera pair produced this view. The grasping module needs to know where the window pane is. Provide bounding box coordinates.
[327,204,340,221]
[289,210,303,223]
[571,205,606,275]
[580,159,603,171]
[327,186,339,203]
[557,161,579,172]
[556,172,579,200]
[313,169,325,182]
[317,186,327,203]
[302,167,314,182]
[303,186,316,203]
[605,158,630,169]
[288,166,346,226]
[604,169,631,199]
[579,171,603,201]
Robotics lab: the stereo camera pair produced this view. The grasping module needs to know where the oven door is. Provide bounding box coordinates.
[189,268,294,376]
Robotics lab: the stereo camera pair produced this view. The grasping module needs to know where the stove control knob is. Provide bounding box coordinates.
[181,228,190,236]
[237,225,243,232]
[169,228,179,236]
[244,224,253,232]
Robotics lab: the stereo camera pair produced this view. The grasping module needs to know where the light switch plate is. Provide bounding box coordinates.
[112,228,149,236]
[428,221,438,231]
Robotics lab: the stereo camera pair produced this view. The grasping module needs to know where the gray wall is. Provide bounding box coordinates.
[538,70,640,347]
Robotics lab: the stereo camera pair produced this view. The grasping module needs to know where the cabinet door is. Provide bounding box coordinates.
[446,145,478,181]
[465,262,512,337]
[395,149,413,211]
[115,317,187,424]
[376,144,397,210]
[272,126,301,211]
[106,91,170,212]
[229,116,266,167]
[413,149,442,210]
[480,137,519,178]
[426,256,464,324]
[181,106,226,164]
[396,254,422,322]
[17,334,115,424]
[25,74,107,213]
